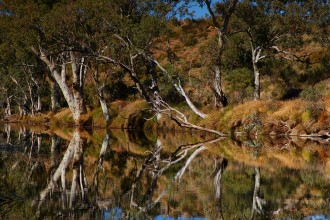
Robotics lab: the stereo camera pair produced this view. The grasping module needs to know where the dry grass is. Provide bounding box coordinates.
[272,99,307,121]
[199,97,330,134]
[110,100,148,129]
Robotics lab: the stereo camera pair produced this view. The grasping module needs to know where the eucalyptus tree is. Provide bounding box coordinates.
[195,0,238,108]
[94,0,208,119]
[0,0,97,124]
[0,35,44,116]
[234,0,322,100]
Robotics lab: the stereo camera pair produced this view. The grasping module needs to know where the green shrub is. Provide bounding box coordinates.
[225,68,254,103]
[182,33,198,47]
[300,87,321,101]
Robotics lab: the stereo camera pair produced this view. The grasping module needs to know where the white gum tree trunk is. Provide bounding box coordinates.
[33,47,87,126]
[151,58,207,119]
[38,130,84,210]
[50,80,61,112]
[5,95,12,116]
[251,45,265,100]
[204,0,238,108]
[93,67,110,125]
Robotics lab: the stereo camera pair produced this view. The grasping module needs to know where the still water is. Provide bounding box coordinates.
[0,123,330,219]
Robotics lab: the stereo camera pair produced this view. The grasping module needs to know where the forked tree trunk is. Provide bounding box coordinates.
[33,47,87,126]
[250,44,265,101]
[38,130,84,211]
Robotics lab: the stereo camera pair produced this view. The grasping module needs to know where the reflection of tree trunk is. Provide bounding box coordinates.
[37,134,42,153]
[174,145,206,182]
[70,168,79,208]
[29,132,35,159]
[5,124,11,144]
[213,157,227,220]
[70,131,86,208]
[130,139,162,210]
[144,139,162,207]
[50,136,61,174]
[251,167,265,220]
[92,131,110,189]
[38,130,83,212]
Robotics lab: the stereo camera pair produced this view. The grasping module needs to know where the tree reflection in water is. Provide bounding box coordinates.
[1,126,330,219]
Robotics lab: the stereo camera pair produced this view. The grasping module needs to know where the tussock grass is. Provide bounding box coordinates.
[199,98,330,134]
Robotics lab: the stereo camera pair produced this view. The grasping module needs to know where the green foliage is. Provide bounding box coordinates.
[300,87,321,102]
[182,33,198,47]
[303,103,324,122]
[225,68,254,104]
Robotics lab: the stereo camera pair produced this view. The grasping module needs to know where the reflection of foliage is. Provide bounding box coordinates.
[2,128,330,219]
[300,170,328,188]
[0,183,24,218]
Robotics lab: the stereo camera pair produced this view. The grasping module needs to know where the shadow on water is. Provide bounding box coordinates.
[0,123,330,219]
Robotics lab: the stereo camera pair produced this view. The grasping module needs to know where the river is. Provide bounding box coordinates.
[0,123,329,219]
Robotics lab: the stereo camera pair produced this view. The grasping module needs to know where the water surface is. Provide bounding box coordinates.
[0,124,330,219]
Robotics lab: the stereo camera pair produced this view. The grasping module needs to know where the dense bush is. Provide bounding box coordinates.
[300,87,321,102]
[225,68,254,104]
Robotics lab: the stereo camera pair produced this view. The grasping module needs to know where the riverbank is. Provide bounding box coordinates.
[2,95,330,138]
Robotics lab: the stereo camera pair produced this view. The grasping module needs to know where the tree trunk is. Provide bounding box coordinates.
[213,65,228,108]
[253,61,261,100]
[174,81,207,118]
[71,53,87,125]
[151,58,207,118]
[212,30,228,108]
[252,47,261,100]
[50,80,61,113]
[92,67,111,125]
[5,96,12,116]
[33,48,87,126]
[204,0,238,108]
